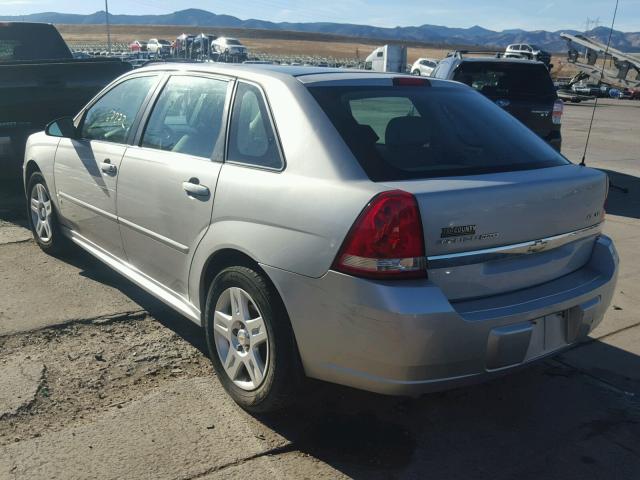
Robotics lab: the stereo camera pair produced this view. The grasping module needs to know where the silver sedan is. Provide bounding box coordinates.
[24,64,618,412]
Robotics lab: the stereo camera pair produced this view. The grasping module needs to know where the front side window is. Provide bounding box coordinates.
[141,75,228,159]
[81,76,156,143]
[227,82,283,170]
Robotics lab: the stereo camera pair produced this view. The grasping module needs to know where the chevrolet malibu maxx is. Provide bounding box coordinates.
[23,65,618,412]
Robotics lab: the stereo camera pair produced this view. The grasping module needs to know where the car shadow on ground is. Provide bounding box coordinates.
[600,169,640,220]
[253,341,640,479]
[53,246,209,356]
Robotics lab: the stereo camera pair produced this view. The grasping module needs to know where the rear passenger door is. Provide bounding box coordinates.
[116,73,232,297]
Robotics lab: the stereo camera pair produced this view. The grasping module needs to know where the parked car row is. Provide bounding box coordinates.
[129,34,248,62]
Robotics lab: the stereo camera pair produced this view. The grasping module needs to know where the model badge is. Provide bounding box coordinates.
[441,225,476,238]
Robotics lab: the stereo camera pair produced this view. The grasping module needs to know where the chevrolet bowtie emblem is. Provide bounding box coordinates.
[527,239,548,253]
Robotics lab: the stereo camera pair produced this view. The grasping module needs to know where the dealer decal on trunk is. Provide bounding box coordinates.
[439,225,499,245]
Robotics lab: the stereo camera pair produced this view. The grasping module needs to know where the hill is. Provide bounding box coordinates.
[2,8,639,52]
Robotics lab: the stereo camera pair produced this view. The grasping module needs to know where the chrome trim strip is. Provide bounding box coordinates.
[58,191,118,222]
[428,223,602,269]
[118,216,189,254]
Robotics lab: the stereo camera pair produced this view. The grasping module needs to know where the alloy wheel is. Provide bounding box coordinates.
[30,183,53,242]
[212,287,269,390]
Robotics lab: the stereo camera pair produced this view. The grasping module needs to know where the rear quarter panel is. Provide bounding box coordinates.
[188,75,383,309]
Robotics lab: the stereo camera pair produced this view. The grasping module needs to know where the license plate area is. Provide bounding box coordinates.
[525,311,568,360]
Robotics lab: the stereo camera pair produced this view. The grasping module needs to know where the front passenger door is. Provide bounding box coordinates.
[54,75,158,257]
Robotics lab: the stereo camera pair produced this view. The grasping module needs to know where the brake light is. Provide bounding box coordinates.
[552,99,563,125]
[333,190,426,279]
[393,77,430,87]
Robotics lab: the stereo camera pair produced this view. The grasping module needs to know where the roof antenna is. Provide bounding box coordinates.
[580,0,618,167]
[580,0,628,194]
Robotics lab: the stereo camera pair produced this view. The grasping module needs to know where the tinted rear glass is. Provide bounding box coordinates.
[453,62,555,100]
[0,24,71,61]
[308,85,569,182]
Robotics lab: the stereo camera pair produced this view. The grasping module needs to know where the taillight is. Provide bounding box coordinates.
[552,99,563,125]
[333,190,426,279]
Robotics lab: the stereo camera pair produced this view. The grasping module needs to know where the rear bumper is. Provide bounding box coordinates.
[263,235,618,396]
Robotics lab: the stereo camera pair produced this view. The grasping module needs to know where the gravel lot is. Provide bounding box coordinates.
[1,98,639,479]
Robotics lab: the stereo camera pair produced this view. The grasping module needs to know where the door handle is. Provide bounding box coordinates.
[182,178,210,197]
[100,159,117,175]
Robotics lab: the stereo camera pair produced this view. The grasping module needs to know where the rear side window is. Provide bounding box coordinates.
[227,82,283,170]
[309,85,568,182]
[141,75,228,159]
[453,62,555,100]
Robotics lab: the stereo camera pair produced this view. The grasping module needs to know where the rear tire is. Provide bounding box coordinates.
[26,172,69,255]
[204,266,302,413]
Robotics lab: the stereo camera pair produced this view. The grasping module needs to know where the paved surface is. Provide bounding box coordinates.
[0,98,639,479]
[0,357,44,420]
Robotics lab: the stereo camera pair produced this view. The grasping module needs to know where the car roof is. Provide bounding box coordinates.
[457,57,544,65]
[134,62,465,88]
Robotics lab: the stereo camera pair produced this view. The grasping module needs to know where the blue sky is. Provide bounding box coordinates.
[3,0,639,31]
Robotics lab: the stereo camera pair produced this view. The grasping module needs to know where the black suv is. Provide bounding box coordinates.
[431,54,563,151]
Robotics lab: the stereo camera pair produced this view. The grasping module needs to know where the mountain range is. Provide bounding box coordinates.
[2,8,639,52]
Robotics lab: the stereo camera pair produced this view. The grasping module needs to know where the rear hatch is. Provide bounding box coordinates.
[385,165,606,300]
[308,79,605,300]
[453,61,558,140]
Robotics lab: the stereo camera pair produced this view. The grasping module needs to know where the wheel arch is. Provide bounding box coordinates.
[24,159,41,190]
[197,248,281,327]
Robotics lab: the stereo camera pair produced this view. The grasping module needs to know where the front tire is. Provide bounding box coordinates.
[26,172,68,255]
[204,266,302,413]
[412,69,421,76]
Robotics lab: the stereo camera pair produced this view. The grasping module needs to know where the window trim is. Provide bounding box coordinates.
[74,73,161,146]
[224,79,286,172]
[134,71,234,163]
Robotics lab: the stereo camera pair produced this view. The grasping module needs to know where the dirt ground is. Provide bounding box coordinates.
[1,99,639,479]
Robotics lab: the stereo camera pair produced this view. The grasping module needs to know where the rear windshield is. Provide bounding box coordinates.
[0,24,72,61]
[308,85,569,181]
[453,62,556,100]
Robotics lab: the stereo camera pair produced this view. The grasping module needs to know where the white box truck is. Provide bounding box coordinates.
[365,45,408,73]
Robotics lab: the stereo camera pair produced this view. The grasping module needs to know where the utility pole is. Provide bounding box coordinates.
[105,0,112,55]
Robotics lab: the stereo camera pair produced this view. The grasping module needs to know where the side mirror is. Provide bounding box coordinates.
[45,117,78,139]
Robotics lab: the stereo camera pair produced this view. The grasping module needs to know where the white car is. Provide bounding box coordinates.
[147,39,171,55]
[411,58,438,76]
[211,37,247,57]
[504,44,551,65]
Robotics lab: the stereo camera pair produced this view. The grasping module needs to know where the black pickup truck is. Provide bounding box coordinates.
[0,22,132,180]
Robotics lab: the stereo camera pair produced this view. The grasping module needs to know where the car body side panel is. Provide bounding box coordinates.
[188,163,382,311]
[23,132,60,197]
